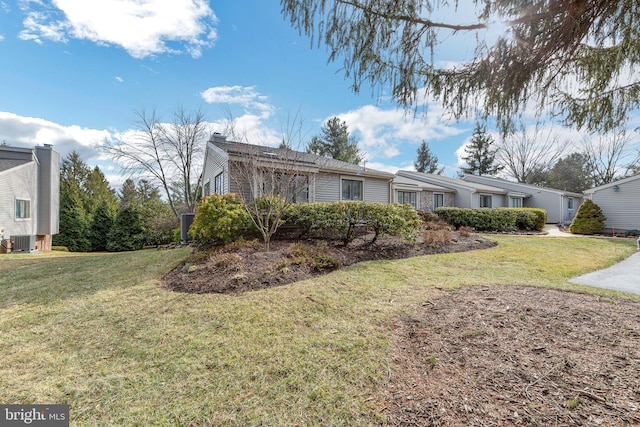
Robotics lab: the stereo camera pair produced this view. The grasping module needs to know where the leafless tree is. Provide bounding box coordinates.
[496,124,567,184]
[583,130,638,186]
[106,107,209,219]
[224,111,318,250]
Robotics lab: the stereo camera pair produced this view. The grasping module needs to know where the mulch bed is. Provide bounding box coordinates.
[381,285,640,426]
[161,232,496,294]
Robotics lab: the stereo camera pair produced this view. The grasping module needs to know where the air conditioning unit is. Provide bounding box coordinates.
[10,235,36,253]
[180,213,196,244]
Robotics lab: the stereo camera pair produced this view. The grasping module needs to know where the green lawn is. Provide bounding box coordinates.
[0,236,637,426]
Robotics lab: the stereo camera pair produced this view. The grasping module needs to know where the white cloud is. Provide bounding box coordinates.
[200,85,274,119]
[0,111,112,162]
[0,35,4,42]
[334,104,466,160]
[18,0,218,58]
[115,76,123,83]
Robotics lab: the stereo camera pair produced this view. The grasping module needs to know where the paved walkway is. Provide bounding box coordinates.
[541,225,640,295]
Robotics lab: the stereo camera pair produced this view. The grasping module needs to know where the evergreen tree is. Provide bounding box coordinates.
[85,166,118,217]
[414,141,443,174]
[53,190,91,252]
[545,153,593,193]
[570,200,606,235]
[307,117,363,164]
[118,179,138,209]
[283,0,640,133]
[89,202,115,251]
[107,205,145,252]
[459,124,502,177]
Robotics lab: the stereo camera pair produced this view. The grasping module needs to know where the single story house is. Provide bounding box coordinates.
[583,174,640,233]
[0,144,60,253]
[463,174,584,223]
[391,174,455,211]
[202,134,395,204]
[395,171,527,209]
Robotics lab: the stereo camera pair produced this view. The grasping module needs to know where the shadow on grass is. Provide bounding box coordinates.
[0,248,190,309]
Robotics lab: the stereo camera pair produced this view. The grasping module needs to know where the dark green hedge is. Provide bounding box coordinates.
[499,208,547,231]
[434,207,518,232]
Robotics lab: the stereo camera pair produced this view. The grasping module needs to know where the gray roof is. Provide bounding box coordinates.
[463,174,583,197]
[211,139,395,179]
[0,158,31,173]
[397,171,509,194]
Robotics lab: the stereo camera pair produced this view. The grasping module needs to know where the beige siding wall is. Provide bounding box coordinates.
[591,181,640,232]
[363,177,390,203]
[202,144,229,196]
[315,172,340,202]
[0,162,39,237]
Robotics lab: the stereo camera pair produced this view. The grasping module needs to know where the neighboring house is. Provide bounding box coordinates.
[396,171,527,210]
[463,175,584,223]
[0,144,60,253]
[202,134,395,203]
[391,174,455,211]
[583,174,640,233]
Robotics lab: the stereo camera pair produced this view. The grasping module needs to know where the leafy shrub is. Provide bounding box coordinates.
[189,193,250,245]
[52,246,69,252]
[287,201,421,246]
[422,229,453,247]
[500,208,547,231]
[570,199,606,235]
[435,207,518,232]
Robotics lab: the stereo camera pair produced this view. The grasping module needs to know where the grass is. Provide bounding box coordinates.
[0,236,637,426]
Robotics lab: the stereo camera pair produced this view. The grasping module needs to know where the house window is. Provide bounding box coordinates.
[433,193,444,209]
[341,179,363,201]
[203,181,210,197]
[214,173,224,194]
[262,172,309,203]
[15,199,31,219]
[479,194,492,208]
[567,198,574,210]
[398,191,417,208]
[509,197,523,208]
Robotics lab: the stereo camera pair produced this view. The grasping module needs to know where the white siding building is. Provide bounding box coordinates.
[583,174,640,233]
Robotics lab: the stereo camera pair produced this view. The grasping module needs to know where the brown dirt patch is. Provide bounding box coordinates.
[381,285,640,426]
[161,231,496,294]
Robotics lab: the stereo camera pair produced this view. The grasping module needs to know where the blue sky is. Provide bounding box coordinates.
[2,1,638,188]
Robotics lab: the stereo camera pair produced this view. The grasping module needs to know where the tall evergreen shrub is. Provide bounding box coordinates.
[569,199,606,235]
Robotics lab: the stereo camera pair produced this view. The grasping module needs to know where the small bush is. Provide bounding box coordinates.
[458,226,473,237]
[570,199,606,235]
[500,208,546,231]
[284,243,341,270]
[287,201,421,246]
[189,193,250,245]
[435,207,518,232]
[52,246,69,252]
[422,229,453,247]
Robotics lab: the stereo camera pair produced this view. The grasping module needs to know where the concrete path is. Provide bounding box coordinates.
[569,251,640,295]
[540,225,640,294]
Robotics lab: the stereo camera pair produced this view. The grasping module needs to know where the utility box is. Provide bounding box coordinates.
[10,235,37,253]
[180,213,196,244]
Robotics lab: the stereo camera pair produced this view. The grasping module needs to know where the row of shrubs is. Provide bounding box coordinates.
[188,194,422,246]
[189,193,551,247]
[433,207,547,232]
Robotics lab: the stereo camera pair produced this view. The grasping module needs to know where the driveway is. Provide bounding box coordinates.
[541,225,640,295]
[569,251,640,295]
